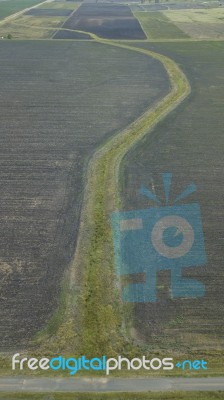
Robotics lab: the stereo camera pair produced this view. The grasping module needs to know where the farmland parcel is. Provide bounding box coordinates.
[0,40,169,349]
[133,8,224,40]
[54,3,146,39]
[121,41,224,352]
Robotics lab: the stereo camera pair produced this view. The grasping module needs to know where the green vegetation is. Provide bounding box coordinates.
[1,3,223,40]
[2,36,189,361]
[71,39,190,357]
[0,392,223,400]
[0,20,94,39]
[0,0,81,38]
[0,14,68,38]
[0,350,223,377]
[134,11,189,39]
[0,0,223,386]
[0,0,43,20]
[16,14,67,28]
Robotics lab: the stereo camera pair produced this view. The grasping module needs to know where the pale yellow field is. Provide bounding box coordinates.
[0,14,67,38]
[163,8,224,38]
[164,8,224,23]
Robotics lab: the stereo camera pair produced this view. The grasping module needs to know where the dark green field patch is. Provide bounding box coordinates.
[0,0,43,20]
[134,11,189,39]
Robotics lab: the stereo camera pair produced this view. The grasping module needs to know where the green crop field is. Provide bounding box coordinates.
[134,11,189,39]
[121,41,224,353]
[0,0,43,20]
[134,8,224,40]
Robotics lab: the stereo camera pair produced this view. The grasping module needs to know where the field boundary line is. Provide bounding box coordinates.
[133,10,190,40]
[50,2,83,39]
[133,11,149,39]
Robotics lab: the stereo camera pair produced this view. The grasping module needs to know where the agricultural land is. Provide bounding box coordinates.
[0,40,169,350]
[0,0,223,396]
[122,40,224,353]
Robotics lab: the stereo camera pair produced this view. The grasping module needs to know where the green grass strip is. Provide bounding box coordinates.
[71,39,191,357]
[32,37,190,357]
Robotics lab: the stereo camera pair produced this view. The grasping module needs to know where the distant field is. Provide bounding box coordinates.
[134,11,189,39]
[131,2,215,12]
[0,14,68,38]
[131,4,168,12]
[56,3,146,39]
[1,1,223,40]
[37,0,80,9]
[0,0,43,20]
[0,0,81,38]
[0,40,169,349]
[24,8,73,16]
[0,2,147,40]
[122,41,224,351]
[164,8,224,38]
[133,7,224,40]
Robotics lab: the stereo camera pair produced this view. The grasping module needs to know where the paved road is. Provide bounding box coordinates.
[0,377,224,392]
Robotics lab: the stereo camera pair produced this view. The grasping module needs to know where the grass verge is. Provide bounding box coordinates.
[57,38,191,358]
[0,392,223,400]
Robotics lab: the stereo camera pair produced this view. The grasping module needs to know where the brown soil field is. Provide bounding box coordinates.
[121,41,224,351]
[0,40,169,350]
[55,3,146,39]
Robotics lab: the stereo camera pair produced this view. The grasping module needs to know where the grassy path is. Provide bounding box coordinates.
[58,37,191,356]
